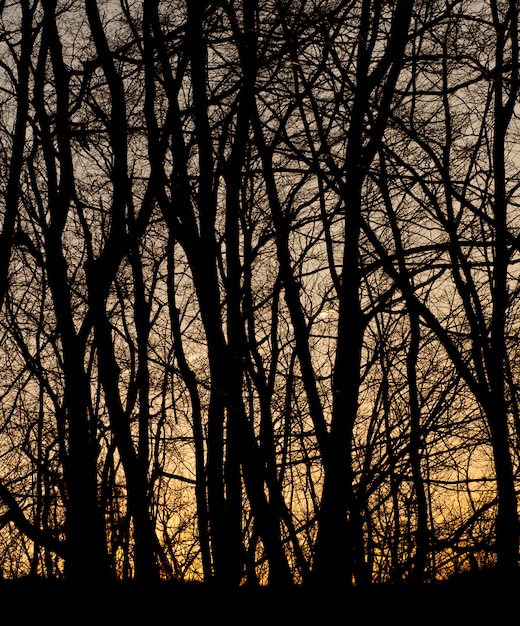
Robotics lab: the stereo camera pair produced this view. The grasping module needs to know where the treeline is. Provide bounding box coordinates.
[0,0,518,587]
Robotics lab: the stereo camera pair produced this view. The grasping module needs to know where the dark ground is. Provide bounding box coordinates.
[1,571,518,625]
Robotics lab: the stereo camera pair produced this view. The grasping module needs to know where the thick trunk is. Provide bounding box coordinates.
[314,179,366,587]
[36,1,111,580]
[46,239,110,582]
[487,0,519,571]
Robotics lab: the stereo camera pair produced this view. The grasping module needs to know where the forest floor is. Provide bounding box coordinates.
[0,570,517,625]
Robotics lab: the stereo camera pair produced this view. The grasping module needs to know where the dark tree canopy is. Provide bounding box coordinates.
[0,0,518,589]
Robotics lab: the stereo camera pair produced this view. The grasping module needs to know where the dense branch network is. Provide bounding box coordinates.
[0,0,517,586]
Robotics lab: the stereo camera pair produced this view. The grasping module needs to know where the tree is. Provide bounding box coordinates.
[0,0,518,586]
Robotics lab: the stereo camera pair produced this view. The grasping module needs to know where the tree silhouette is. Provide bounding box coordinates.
[0,0,517,592]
